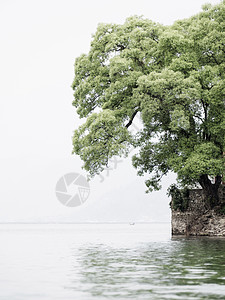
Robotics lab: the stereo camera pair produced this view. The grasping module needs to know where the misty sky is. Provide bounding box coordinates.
[0,0,221,222]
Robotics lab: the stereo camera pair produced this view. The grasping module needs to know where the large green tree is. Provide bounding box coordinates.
[72,2,225,208]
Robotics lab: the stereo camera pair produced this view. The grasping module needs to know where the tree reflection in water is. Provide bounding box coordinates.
[67,238,225,299]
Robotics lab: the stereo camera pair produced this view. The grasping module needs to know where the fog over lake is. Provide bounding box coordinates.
[0,0,221,223]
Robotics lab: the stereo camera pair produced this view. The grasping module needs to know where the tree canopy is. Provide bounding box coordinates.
[72,1,225,207]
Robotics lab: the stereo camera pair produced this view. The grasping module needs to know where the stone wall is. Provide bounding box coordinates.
[171,188,225,236]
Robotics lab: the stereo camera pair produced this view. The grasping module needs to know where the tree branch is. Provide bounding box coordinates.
[215,175,222,189]
[125,109,139,128]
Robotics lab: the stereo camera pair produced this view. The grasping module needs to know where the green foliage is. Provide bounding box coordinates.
[72,109,131,176]
[72,3,225,198]
[167,185,190,212]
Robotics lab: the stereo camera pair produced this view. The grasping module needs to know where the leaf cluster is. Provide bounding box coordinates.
[72,2,225,191]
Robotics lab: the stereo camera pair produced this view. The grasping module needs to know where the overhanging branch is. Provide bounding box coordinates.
[125,109,139,128]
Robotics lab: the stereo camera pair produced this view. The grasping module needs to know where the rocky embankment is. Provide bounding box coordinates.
[171,188,225,236]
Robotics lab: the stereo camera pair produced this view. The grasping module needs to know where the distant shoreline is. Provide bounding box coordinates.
[0,221,170,225]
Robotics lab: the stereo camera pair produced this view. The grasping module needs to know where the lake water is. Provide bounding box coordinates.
[0,223,224,300]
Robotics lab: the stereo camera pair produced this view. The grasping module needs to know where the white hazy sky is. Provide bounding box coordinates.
[0,0,221,223]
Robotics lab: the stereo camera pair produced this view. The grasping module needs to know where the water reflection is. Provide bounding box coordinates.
[69,239,225,299]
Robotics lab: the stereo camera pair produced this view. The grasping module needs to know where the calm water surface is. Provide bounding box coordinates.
[0,223,224,300]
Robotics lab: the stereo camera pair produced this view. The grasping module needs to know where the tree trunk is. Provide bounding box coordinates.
[199,175,221,209]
